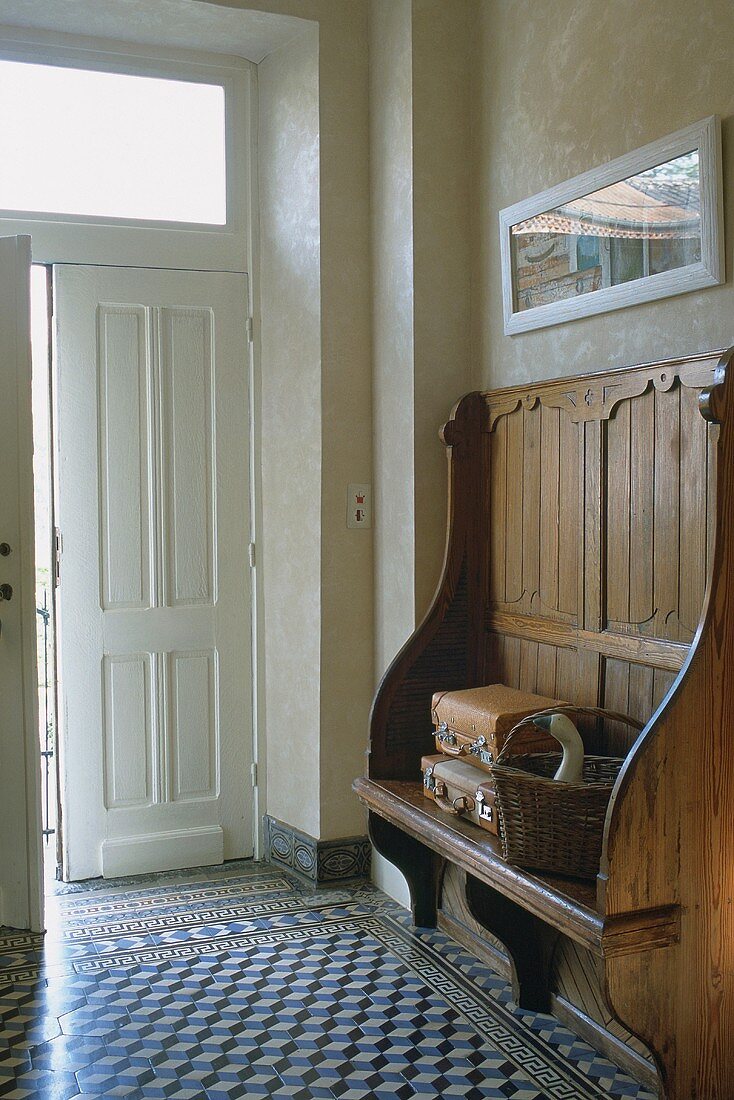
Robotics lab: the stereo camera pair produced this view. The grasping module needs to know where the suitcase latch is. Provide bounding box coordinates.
[436,722,457,747]
[424,765,436,792]
[475,790,494,823]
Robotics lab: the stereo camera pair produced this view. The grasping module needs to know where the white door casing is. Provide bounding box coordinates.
[55,265,253,880]
[0,235,43,930]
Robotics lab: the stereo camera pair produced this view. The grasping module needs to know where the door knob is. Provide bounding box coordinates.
[0,584,12,601]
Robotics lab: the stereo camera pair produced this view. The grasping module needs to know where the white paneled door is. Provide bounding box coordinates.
[55,266,253,880]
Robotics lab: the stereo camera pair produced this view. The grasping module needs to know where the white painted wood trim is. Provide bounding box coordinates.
[101,826,224,878]
[0,28,252,271]
[499,116,725,335]
[0,236,43,931]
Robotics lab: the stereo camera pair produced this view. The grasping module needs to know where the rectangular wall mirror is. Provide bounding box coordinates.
[499,117,724,335]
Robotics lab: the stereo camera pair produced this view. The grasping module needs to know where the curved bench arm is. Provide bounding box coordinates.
[368,392,485,780]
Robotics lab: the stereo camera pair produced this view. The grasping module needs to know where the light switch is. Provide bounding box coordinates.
[347,483,371,528]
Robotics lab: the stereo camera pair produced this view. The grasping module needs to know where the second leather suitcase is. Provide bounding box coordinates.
[421,754,499,835]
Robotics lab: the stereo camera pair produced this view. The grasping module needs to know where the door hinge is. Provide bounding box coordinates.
[251,762,258,788]
[246,316,254,343]
[248,542,256,568]
[54,527,62,587]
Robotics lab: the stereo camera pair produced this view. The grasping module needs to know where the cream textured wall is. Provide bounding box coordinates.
[369,0,414,905]
[316,0,373,841]
[258,27,322,838]
[236,0,373,841]
[370,0,415,686]
[474,0,734,391]
[411,0,473,619]
[371,0,474,685]
[368,0,474,901]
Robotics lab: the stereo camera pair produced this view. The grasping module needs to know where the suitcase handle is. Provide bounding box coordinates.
[435,723,471,757]
[433,780,475,816]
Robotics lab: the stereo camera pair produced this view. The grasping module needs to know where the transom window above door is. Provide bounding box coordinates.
[0,59,227,224]
[0,35,251,271]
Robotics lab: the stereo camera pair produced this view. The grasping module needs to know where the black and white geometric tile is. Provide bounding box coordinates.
[0,860,658,1099]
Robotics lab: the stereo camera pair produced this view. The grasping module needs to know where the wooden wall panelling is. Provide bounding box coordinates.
[518,639,538,693]
[606,400,632,631]
[558,408,580,619]
[581,414,603,647]
[521,406,541,616]
[535,641,559,700]
[653,384,681,641]
[489,414,507,605]
[539,405,559,614]
[505,409,524,606]
[629,388,655,630]
[678,383,709,641]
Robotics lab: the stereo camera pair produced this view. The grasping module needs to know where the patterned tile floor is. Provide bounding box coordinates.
[0,860,658,1099]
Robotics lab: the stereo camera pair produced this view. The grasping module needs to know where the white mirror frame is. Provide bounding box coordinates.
[499,116,724,336]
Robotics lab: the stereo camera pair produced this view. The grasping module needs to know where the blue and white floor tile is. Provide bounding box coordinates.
[0,860,658,1099]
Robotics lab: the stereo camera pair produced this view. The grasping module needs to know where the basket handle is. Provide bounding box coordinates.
[496,705,645,766]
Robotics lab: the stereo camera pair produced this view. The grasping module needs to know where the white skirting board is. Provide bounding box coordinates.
[101,826,224,879]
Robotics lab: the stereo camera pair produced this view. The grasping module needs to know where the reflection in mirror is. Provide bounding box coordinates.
[511,151,701,312]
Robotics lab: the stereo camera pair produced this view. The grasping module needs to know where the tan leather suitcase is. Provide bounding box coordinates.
[431,684,568,772]
[421,754,499,835]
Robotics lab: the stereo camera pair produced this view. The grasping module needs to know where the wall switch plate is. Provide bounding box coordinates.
[347,483,371,528]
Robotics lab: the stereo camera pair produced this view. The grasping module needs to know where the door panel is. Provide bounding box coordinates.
[0,236,43,930]
[55,265,252,880]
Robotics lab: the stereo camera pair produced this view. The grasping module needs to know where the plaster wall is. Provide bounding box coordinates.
[370,0,415,689]
[240,0,373,841]
[258,27,322,839]
[411,0,473,620]
[474,0,734,391]
[368,0,473,902]
[369,0,414,907]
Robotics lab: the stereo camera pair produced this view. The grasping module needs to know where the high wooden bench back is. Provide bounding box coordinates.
[356,349,734,1100]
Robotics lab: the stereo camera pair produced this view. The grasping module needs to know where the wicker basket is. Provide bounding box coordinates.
[490,706,644,880]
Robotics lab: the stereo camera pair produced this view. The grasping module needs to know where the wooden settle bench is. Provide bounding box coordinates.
[354,348,734,1100]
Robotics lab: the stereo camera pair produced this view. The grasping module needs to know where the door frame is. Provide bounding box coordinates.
[0,236,44,931]
[0,28,264,913]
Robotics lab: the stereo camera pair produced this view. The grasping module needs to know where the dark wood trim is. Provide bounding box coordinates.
[485,610,688,672]
[550,995,658,1092]
[436,909,512,981]
[369,812,438,929]
[465,874,559,1011]
[357,777,603,952]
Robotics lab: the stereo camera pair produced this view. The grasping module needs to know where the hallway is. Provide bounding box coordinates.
[0,863,655,1098]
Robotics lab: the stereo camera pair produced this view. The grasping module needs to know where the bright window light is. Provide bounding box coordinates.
[0,60,227,224]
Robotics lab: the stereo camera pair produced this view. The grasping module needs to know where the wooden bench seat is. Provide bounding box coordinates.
[355,776,680,960]
[355,348,734,1100]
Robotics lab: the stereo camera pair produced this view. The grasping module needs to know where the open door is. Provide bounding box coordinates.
[55,265,253,881]
[0,235,43,931]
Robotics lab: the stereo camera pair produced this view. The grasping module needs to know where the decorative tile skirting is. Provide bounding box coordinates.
[263,815,371,883]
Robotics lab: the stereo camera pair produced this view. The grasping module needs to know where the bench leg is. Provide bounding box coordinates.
[369,812,438,928]
[465,874,558,1012]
